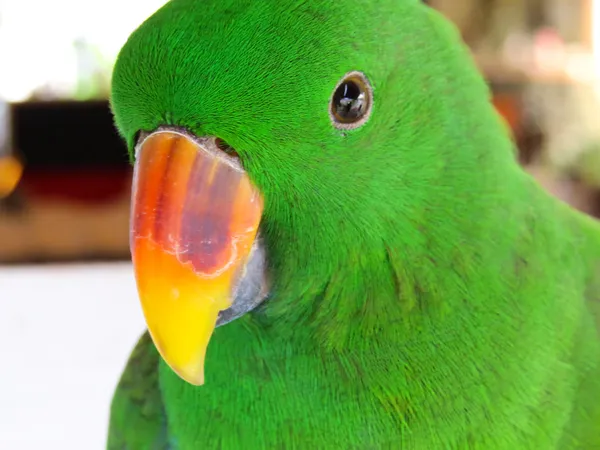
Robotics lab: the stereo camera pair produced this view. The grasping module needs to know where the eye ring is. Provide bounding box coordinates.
[329,71,373,130]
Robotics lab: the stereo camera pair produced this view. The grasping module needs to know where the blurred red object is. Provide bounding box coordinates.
[19,167,131,204]
[492,92,521,133]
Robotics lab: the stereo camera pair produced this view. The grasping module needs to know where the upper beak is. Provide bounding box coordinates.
[130,129,263,385]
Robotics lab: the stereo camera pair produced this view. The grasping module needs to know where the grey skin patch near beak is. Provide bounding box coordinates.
[216,235,269,327]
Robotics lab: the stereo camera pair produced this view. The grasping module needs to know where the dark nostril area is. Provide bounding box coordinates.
[215,138,239,158]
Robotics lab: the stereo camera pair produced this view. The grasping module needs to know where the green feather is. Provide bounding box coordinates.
[108,0,600,448]
[108,332,170,450]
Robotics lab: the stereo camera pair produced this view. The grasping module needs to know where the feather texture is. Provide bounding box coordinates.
[109,0,600,448]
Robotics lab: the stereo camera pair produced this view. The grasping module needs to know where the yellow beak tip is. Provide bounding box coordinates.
[172,365,205,386]
[150,326,210,386]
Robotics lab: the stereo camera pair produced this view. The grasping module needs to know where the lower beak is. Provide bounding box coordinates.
[130,129,263,385]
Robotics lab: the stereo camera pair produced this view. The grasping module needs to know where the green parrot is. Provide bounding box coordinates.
[107,0,600,448]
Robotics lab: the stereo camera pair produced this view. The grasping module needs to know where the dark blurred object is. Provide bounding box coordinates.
[11,101,131,204]
[490,82,545,166]
[0,101,132,264]
[12,100,128,168]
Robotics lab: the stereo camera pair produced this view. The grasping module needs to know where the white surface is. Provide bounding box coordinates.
[0,262,145,449]
[0,0,168,100]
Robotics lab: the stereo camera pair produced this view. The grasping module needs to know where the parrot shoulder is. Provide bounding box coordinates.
[107,332,171,450]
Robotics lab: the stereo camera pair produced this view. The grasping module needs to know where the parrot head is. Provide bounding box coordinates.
[111,0,509,385]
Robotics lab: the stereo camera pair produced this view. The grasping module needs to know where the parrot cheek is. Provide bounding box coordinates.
[129,128,268,385]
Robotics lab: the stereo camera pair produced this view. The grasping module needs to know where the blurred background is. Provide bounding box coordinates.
[0,0,599,448]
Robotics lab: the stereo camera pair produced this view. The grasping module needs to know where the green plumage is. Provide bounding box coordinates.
[108,0,600,448]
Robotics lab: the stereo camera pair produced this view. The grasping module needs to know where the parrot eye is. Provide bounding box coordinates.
[329,71,373,130]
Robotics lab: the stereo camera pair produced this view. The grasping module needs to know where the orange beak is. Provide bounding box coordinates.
[130,130,263,385]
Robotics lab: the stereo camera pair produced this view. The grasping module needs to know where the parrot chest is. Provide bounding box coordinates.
[156,323,561,450]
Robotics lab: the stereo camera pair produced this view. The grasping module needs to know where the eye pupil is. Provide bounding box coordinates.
[330,72,372,129]
[334,81,365,121]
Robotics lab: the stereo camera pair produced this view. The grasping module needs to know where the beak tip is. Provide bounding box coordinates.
[167,362,204,386]
[151,329,207,386]
[173,365,205,386]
